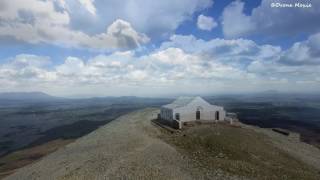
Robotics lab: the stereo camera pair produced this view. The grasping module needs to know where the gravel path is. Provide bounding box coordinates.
[5,108,225,180]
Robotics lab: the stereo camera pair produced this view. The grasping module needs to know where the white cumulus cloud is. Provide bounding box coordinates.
[65,0,213,37]
[222,0,320,38]
[1,33,320,96]
[197,14,217,31]
[79,0,96,15]
[0,0,149,50]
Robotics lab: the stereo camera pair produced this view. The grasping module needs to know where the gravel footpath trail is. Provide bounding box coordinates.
[5,108,232,180]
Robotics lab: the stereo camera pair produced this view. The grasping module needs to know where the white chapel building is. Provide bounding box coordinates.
[160,96,226,128]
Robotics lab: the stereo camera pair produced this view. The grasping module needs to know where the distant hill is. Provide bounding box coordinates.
[0,92,62,101]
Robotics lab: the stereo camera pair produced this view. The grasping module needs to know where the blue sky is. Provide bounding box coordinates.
[0,0,319,97]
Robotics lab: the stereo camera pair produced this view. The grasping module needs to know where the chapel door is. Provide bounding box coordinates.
[196,110,200,120]
[215,111,220,120]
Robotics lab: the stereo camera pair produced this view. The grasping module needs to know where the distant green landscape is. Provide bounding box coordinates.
[0,97,171,157]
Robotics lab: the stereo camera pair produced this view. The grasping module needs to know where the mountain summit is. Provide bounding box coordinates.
[5,108,320,180]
